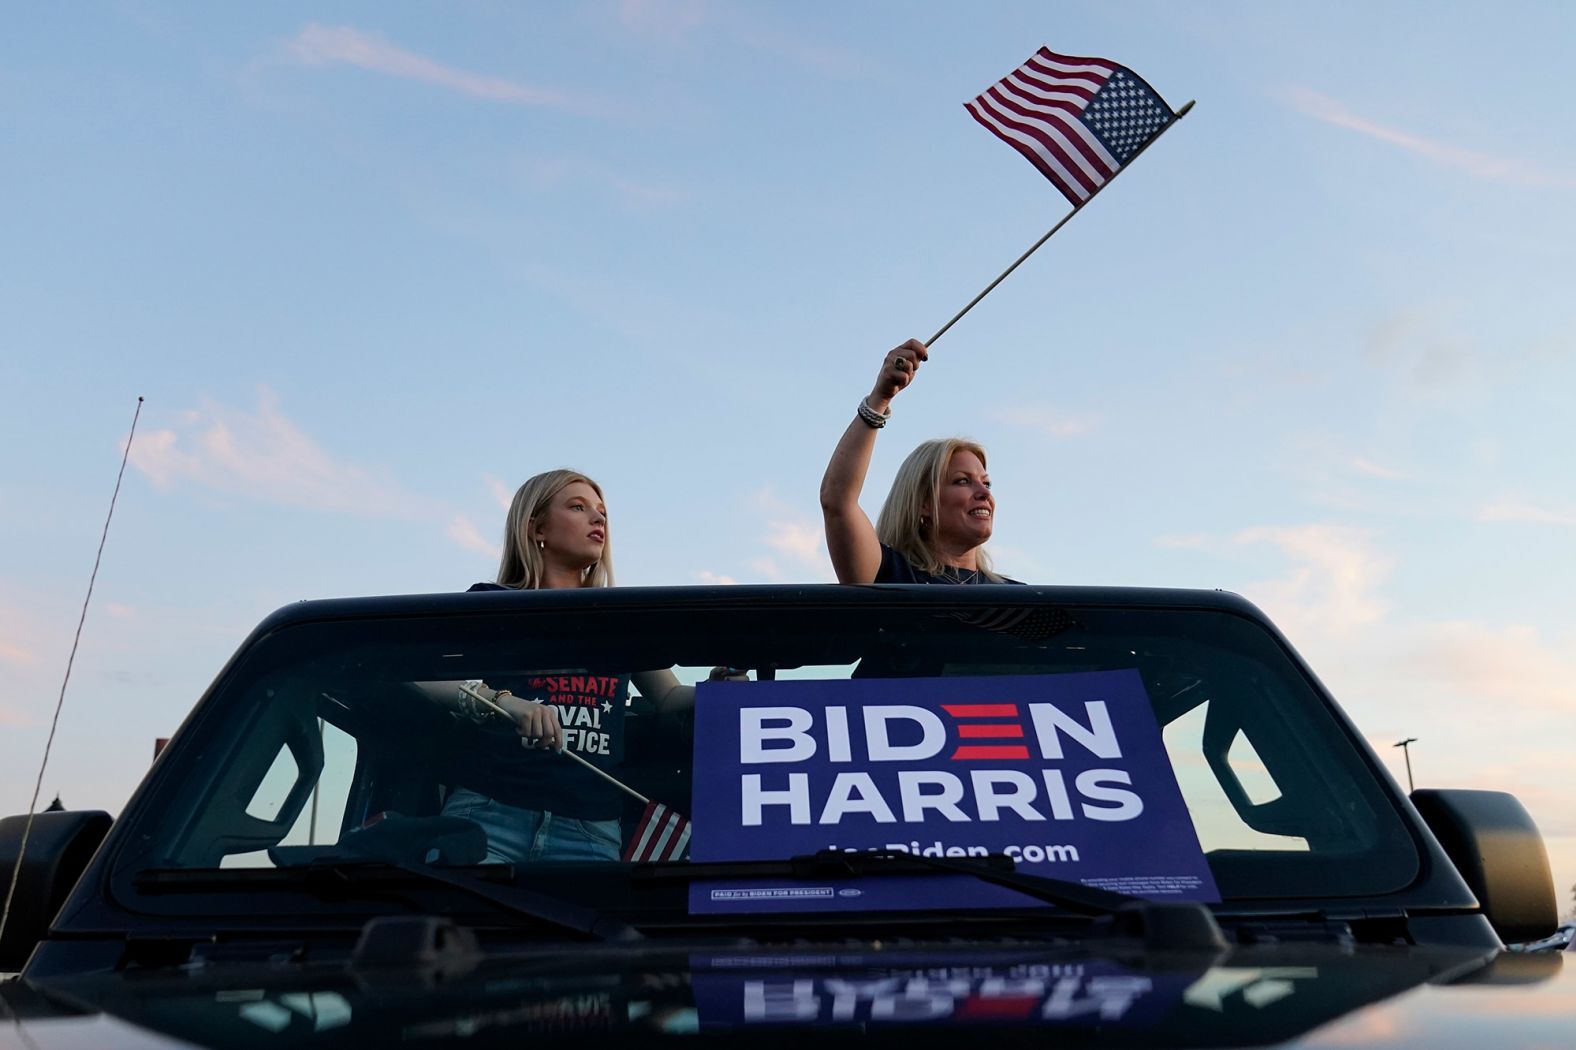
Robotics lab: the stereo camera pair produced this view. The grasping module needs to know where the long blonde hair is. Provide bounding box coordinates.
[496,469,615,589]
[875,438,1002,581]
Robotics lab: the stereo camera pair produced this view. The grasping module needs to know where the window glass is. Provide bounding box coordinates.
[114,599,1417,907]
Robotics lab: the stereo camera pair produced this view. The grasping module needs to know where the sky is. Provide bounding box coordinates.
[2,2,1573,916]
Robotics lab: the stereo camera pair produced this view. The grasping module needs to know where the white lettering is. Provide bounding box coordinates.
[744,980,819,1022]
[970,770,1045,821]
[740,707,816,764]
[826,706,852,763]
[1039,769,1076,820]
[1076,769,1144,821]
[897,771,971,823]
[819,773,898,824]
[1028,701,1122,760]
[741,773,812,825]
[863,706,945,762]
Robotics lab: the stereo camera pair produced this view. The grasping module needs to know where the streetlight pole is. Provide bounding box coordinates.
[1393,737,1418,793]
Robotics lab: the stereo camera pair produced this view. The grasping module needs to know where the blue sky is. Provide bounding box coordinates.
[3,2,1573,910]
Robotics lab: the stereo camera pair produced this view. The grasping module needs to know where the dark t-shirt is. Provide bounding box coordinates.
[874,544,1024,585]
[445,582,632,820]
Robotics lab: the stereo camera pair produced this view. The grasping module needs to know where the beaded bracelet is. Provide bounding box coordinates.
[856,397,891,429]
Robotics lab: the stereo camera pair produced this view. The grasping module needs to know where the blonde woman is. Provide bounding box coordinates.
[821,339,1014,585]
[441,469,699,863]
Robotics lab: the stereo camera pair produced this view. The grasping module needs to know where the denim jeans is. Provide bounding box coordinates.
[441,787,621,863]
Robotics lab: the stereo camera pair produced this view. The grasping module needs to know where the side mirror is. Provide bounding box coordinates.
[1411,789,1557,945]
[0,810,113,972]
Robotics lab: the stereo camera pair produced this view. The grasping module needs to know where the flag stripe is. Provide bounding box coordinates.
[643,818,676,861]
[965,98,1092,202]
[983,84,1110,186]
[1014,68,1100,105]
[1000,74,1118,170]
[973,91,1098,192]
[989,83,1113,180]
[624,800,691,862]
[1032,48,1117,77]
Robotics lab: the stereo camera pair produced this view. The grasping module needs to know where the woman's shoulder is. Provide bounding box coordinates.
[875,544,927,584]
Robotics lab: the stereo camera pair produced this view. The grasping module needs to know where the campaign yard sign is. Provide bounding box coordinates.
[689,670,1218,914]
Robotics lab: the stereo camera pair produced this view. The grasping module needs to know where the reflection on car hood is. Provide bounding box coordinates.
[6,940,1569,1049]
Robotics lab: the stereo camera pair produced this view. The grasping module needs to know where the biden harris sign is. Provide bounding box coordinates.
[689,670,1218,913]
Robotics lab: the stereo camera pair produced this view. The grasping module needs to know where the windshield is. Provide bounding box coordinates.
[110,591,1418,918]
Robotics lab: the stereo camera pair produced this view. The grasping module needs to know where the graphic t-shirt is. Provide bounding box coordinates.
[447,582,632,820]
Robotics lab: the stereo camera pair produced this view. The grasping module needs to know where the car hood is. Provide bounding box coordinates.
[4,939,1569,1049]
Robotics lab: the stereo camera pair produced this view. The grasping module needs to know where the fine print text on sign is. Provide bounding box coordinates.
[690,670,1218,914]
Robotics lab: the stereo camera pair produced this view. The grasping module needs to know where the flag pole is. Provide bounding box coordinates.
[926,99,1195,347]
[457,683,651,804]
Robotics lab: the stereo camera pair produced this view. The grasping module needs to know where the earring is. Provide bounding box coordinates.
[536,539,545,551]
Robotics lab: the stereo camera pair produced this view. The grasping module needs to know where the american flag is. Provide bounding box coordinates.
[966,47,1175,206]
[623,800,691,862]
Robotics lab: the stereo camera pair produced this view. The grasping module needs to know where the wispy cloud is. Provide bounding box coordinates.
[1477,499,1576,526]
[516,154,687,213]
[732,488,832,583]
[1289,88,1576,189]
[283,23,596,113]
[0,640,34,668]
[1234,524,1391,634]
[756,489,826,573]
[0,595,48,671]
[1350,457,1407,481]
[1401,622,1576,714]
[1362,310,1473,391]
[485,475,516,512]
[613,0,870,78]
[615,0,710,41]
[130,389,420,518]
[995,404,1098,438]
[447,514,500,559]
[694,570,738,585]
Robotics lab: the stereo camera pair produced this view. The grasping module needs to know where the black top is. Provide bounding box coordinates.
[874,544,1023,585]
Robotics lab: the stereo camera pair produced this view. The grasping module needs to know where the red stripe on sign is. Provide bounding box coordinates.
[958,723,1025,738]
[951,745,1031,760]
[942,704,1018,718]
[956,996,1041,1020]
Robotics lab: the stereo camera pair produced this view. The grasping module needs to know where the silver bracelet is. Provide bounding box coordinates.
[856,397,891,429]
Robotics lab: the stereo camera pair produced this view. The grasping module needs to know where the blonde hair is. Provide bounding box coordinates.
[875,438,1002,581]
[496,469,615,589]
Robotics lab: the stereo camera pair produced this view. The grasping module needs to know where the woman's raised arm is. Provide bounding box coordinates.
[819,339,928,583]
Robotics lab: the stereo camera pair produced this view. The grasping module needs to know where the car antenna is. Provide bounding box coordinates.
[0,397,144,947]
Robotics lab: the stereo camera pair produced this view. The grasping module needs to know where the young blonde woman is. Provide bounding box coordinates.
[821,339,1016,585]
[441,469,699,863]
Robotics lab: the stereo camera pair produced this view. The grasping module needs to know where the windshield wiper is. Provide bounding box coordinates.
[634,847,1139,916]
[134,859,642,943]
